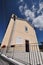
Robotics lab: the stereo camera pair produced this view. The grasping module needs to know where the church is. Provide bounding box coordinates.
[1,14,43,65]
[1,14,39,52]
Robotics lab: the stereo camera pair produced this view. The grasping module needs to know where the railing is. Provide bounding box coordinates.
[1,51,43,65]
[0,44,43,65]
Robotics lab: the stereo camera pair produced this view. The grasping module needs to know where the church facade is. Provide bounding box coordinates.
[1,14,39,52]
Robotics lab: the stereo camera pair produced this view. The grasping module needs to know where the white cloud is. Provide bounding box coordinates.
[32,14,43,30]
[19,4,27,12]
[19,5,23,12]
[24,9,35,20]
[18,0,23,3]
[19,5,24,15]
[32,5,37,12]
[20,0,23,2]
[19,4,35,20]
[24,4,27,10]
[37,2,43,13]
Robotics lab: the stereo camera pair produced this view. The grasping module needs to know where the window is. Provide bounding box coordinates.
[25,26,28,32]
[11,45,15,47]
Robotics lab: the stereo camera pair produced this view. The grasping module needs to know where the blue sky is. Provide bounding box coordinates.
[0,0,43,44]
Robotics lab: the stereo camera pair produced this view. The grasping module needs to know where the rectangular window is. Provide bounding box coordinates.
[11,45,15,47]
[25,26,28,32]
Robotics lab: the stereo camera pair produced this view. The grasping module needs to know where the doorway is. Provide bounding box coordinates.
[25,40,29,52]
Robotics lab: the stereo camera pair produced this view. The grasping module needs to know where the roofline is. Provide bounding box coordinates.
[11,14,34,29]
[17,17,34,29]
